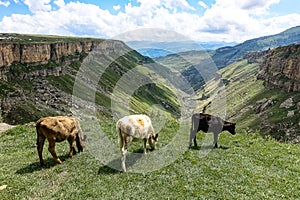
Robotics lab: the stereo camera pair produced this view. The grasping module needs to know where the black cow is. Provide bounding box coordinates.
[189,113,236,148]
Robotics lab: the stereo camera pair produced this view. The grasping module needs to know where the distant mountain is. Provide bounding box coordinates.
[137,48,173,58]
[198,41,238,51]
[212,25,300,68]
[126,41,236,58]
[126,41,203,58]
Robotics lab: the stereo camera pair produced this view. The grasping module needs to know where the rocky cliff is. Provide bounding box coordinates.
[0,38,106,65]
[0,39,104,80]
[257,43,300,92]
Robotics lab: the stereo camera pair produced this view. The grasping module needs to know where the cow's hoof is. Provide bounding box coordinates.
[189,145,198,149]
[55,159,62,164]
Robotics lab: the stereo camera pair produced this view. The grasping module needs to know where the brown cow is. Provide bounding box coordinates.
[36,116,85,166]
[189,113,236,148]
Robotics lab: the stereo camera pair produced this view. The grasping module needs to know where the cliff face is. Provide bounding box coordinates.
[0,38,131,82]
[257,43,300,92]
[0,41,98,66]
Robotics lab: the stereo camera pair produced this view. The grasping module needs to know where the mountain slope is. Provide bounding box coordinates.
[0,34,180,124]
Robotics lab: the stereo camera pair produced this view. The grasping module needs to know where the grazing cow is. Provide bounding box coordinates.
[36,116,85,166]
[189,113,236,148]
[116,114,158,172]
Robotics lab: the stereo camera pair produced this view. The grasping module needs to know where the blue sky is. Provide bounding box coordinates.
[0,0,299,42]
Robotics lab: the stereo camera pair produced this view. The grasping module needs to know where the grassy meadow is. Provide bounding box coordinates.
[1,59,300,199]
[1,122,300,199]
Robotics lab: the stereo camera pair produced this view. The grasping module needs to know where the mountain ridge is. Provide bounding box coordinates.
[212,25,300,68]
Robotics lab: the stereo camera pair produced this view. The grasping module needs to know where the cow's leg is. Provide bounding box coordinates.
[118,130,126,172]
[37,132,46,167]
[67,136,76,158]
[48,139,62,164]
[143,138,147,154]
[189,128,197,148]
[213,132,219,148]
[121,139,128,172]
[121,148,127,172]
[120,134,131,172]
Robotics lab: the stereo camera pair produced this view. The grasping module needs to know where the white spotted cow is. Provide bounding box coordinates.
[116,114,158,172]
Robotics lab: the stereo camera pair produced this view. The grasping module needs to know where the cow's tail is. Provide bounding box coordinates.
[189,115,196,147]
[36,118,46,166]
[116,121,123,148]
[202,101,211,113]
[36,119,43,146]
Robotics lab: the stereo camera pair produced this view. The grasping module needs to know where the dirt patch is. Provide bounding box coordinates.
[0,123,15,134]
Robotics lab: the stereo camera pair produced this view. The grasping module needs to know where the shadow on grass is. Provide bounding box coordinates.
[98,150,144,174]
[218,145,230,150]
[16,154,70,174]
[189,145,230,150]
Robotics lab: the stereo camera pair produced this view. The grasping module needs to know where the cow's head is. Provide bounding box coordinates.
[227,123,236,135]
[148,133,159,150]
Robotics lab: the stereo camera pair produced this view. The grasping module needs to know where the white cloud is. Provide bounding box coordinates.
[194,0,287,41]
[163,0,195,11]
[0,0,10,7]
[54,0,65,8]
[212,0,280,15]
[23,0,52,13]
[113,4,121,11]
[233,0,280,11]
[198,1,208,9]
[0,0,298,43]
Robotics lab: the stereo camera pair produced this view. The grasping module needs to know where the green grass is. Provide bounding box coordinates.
[2,40,300,199]
[1,123,300,199]
[0,33,104,44]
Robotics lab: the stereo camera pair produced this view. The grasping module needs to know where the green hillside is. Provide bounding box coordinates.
[0,34,180,124]
[1,58,300,199]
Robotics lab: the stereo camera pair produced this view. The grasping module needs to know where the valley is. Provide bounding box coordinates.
[1,26,300,199]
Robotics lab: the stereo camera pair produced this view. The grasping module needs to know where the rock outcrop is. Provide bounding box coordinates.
[243,49,270,64]
[0,41,99,67]
[0,41,102,80]
[257,43,300,92]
